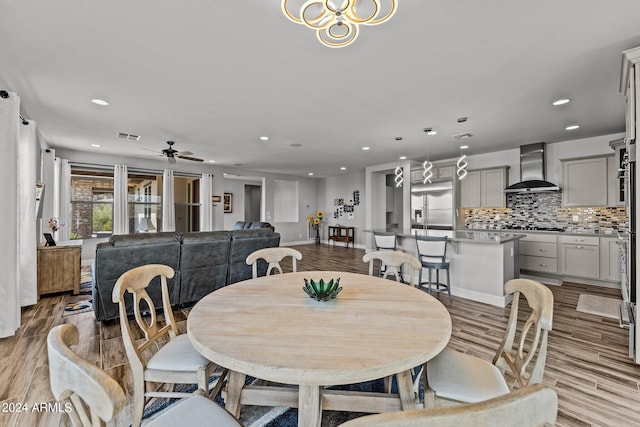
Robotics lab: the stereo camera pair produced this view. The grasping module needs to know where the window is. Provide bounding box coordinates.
[70,170,114,239]
[128,174,163,233]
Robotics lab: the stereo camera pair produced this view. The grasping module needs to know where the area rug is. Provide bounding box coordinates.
[79,264,93,294]
[62,295,93,316]
[576,294,621,319]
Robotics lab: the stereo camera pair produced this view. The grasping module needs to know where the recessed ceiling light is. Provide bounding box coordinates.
[91,99,109,106]
[395,136,403,141]
[553,98,571,106]
[340,167,346,170]
[460,145,469,149]
[209,160,216,163]
[399,156,407,160]
[260,136,269,141]
[427,130,438,136]
[90,144,101,147]
[308,172,314,176]
[565,125,580,130]
[362,146,370,151]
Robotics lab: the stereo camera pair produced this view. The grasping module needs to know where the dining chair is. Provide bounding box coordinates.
[423,278,554,406]
[245,247,302,278]
[111,264,225,427]
[373,231,399,278]
[47,324,241,427]
[338,384,557,427]
[363,250,421,286]
[415,235,452,301]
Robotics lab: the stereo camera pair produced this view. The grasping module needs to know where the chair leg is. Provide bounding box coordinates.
[132,380,145,427]
[446,267,451,302]
[436,269,440,293]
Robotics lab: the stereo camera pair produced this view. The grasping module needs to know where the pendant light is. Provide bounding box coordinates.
[457,145,468,180]
[422,127,434,184]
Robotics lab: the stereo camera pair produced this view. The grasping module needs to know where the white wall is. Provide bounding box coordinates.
[318,172,366,246]
[223,178,255,229]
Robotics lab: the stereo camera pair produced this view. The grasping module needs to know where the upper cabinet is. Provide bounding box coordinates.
[561,156,610,207]
[459,166,509,208]
[410,163,455,184]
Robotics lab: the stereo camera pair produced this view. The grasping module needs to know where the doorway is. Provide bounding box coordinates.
[244,184,262,222]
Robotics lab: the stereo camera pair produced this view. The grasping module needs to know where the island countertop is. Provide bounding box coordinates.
[363,228,526,244]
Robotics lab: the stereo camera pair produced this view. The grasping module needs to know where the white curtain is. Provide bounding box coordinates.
[199,173,214,231]
[56,159,71,241]
[17,118,38,307]
[113,165,129,235]
[0,92,22,337]
[162,169,175,232]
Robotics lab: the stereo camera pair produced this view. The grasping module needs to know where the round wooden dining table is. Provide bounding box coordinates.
[187,271,452,427]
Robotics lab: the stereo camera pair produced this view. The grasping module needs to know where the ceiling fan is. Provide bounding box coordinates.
[153,141,204,164]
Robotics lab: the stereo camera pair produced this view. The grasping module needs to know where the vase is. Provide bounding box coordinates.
[315,229,320,245]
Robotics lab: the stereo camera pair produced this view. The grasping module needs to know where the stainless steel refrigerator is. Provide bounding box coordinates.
[410,180,454,230]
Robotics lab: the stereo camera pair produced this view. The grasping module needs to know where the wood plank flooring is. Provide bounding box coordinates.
[1,243,640,426]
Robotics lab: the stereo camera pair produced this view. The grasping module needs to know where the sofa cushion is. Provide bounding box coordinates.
[228,229,281,283]
[93,232,181,321]
[179,231,231,304]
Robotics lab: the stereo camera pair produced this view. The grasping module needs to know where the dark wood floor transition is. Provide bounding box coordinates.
[1,243,639,426]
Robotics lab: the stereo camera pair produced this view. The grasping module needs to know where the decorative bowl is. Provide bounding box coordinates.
[303,278,342,302]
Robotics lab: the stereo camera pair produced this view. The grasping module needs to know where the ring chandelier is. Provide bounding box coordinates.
[281,0,397,48]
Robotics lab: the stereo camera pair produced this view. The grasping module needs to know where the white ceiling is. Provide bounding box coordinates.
[1,1,639,178]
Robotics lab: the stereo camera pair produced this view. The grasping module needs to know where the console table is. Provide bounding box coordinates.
[37,245,81,296]
[328,225,355,248]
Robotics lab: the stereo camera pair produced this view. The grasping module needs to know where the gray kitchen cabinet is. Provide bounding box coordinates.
[561,156,609,207]
[410,163,455,184]
[519,234,558,274]
[609,138,627,206]
[559,235,600,278]
[460,167,508,208]
[459,170,481,207]
[599,237,621,282]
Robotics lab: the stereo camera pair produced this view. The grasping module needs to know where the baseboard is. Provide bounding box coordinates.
[452,288,512,308]
[281,240,366,249]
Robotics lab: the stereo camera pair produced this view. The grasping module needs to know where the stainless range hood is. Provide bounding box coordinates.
[504,142,560,193]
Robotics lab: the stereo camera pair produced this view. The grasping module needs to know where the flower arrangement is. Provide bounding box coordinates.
[308,210,324,230]
[308,210,324,243]
[48,217,63,233]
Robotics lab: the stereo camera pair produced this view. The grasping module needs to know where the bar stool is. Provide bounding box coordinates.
[416,235,451,301]
[373,231,401,280]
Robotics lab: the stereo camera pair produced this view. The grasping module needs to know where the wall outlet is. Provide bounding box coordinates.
[572,214,579,222]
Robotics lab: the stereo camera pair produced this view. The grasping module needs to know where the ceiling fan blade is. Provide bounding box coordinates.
[177,150,193,156]
[177,155,204,162]
[168,156,176,165]
[141,147,161,154]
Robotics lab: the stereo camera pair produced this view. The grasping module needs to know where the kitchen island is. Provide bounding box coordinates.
[364,228,526,307]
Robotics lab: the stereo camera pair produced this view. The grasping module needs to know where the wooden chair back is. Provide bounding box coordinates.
[48,324,126,427]
[111,264,178,381]
[363,250,422,286]
[493,278,554,387]
[246,247,303,278]
[338,384,558,427]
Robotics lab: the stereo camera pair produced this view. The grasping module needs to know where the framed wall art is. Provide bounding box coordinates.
[224,193,233,213]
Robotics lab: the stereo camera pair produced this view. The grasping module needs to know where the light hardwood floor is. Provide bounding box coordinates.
[1,243,639,426]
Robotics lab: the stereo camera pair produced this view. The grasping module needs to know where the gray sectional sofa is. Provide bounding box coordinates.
[92,227,280,321]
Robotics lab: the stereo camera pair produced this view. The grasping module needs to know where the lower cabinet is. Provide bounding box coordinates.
[559,235,600,279]
[600,237,622,282]
[519,234,558,274]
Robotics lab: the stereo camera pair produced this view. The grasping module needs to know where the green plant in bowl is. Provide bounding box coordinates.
[303,278,342,301]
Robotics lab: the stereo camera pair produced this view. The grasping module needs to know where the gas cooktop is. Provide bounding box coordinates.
[505,226,566,232]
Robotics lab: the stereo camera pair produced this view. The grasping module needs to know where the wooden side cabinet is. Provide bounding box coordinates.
[328,226,355,248]
[37,245,81,296]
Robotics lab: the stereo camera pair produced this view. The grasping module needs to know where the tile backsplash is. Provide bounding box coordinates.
[463,192,627,233]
